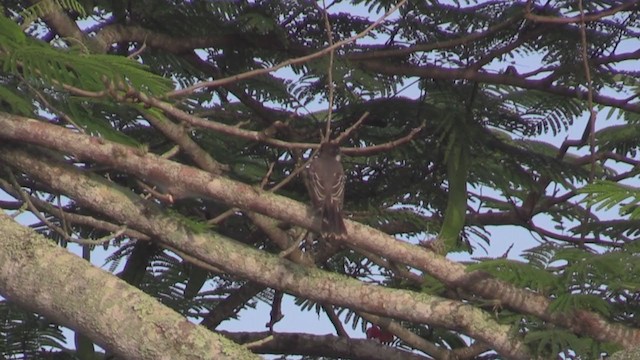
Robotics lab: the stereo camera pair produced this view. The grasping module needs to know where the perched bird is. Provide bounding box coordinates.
[307,142,347,238]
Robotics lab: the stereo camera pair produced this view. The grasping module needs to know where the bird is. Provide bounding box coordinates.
[306,142,347,238]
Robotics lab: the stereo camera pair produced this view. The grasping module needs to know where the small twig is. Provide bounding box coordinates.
[320,0,336,139]
[269,150,318,193]
[342,122,425,157]
[244,335,274,350]
[524,1,637,24]
[136,93,319,150]
[166,0,408,98]
[209,152,316,225]
[66,80,421,159]
[128,42,147,59]
[334,111,370,144]
[260,162,276,189]
[0,177,152,241]
[73,226,128,246]
[577,0,597,178]
[62,83,107,98]
[360,312,447,358]
[6,169,72,242]
[56,195,70,236]
[322,304,349,337]
[160,145,180,159]
[278,241,300,258]
[21,75,84,131]
[578,0,597,244]
[348,16,521,61]
[135,179,175,204]
[140,108,228,174]
[9,169,127,247]
[529,221,622,247]
[207,208,238,225]
[164,243,225,273]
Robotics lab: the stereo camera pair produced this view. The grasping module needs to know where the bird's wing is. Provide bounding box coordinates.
[308,163,326,204]
[329,172,345,207]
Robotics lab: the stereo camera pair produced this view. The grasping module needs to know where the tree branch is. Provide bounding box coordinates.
[219,331,429,360]
[0,213,259,360]
[1,113,638,350]
[356,61,640,114]
[0,143,532,359]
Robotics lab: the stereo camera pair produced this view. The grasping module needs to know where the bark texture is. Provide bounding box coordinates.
[0,213,259,360]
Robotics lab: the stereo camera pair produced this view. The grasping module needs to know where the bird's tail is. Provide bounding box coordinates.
[322,203,347,238]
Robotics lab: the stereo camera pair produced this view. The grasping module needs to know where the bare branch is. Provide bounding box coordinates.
[166,0,409,98]
[219,331,430,360]
[342,122,425,157]
[0,144,532,359]
[334,111,370,144]
[524,1,639,24]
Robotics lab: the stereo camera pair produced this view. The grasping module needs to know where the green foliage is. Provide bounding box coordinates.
[487,86,583,136]
[68,99,142,146]
[524,329,617,359]
[596,124,640,157]
[365,207,438,236]
[105,245,246,319]
[553,247,640,294]
[20,0,86,29]
[548,293,611,315]
[0,13,171,94]
[2,44,172,95]
[0,84,32,115]
[167,208,213,234]
[467,258,558,294]
[580,180,640,219]
[0,301,68,358]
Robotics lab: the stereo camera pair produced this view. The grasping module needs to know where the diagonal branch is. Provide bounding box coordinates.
[0,144,531,359]
[1,113,638,350]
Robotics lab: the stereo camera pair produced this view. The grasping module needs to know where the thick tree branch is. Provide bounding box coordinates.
[359,312,448,359]
[0,213,259,360]
[95,24,290,54]
[139,110,229,174]
[0,146,531,359]
[219,331,428,360]
[1,113,638,350]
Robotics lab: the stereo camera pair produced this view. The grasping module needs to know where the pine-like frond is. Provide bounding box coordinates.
[467,258,558,293]
[20,0,87,29]
[1,14,172,94]
[580,180,640,219]
[0,301,68,358]
[596,124,640,157]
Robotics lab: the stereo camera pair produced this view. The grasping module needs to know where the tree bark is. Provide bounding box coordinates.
[0,213,260,360]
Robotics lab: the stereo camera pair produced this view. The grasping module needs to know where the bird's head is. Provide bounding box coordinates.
[319,142,341,161]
